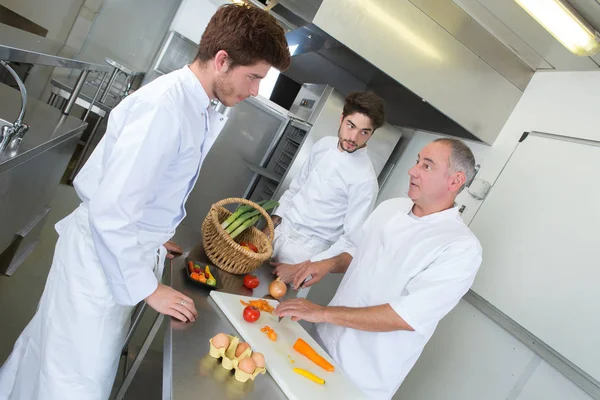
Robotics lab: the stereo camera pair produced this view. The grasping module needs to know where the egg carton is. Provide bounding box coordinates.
[209,334,266,383]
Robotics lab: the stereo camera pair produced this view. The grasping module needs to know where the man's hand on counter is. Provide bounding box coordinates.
[164,240,183,259]
[145,284,198,323]
[275,298,326,323]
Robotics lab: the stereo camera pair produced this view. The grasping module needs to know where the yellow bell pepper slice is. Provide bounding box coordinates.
[205,265,215,281]
[293,368,325,385]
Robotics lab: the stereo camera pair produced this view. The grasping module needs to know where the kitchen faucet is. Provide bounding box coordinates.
[0,60,29,152]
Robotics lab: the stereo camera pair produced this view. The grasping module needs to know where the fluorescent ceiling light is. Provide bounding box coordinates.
[515,0,600,56]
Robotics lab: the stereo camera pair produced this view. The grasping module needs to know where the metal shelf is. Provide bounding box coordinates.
[245,161,281,183]
[0,44,112,73]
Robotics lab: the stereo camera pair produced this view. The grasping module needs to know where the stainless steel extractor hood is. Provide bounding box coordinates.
[264,0,532,145]
[284,23,479,141]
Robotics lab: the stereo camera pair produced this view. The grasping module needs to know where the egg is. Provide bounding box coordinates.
[238,357,256,374]
[235,342,251,358]
[251,352,265,368]
[211,333,230,349]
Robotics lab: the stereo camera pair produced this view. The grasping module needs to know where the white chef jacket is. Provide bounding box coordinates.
[273,136,378,263]
[317,198,482,399]
[74,65,226,306]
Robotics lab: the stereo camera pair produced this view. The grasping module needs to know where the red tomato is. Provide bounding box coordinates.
[243,306,260,323]
[243,274,260,289]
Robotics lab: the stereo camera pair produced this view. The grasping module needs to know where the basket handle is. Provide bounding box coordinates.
[212,197,275,241]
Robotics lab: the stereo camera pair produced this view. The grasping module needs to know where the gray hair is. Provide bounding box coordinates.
[434,138,476,193]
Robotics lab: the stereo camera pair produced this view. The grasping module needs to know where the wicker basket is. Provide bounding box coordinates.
[201,197,275,275]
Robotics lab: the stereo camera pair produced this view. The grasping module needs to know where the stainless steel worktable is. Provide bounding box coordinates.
[0,82,86,275]
[163,225,312,400]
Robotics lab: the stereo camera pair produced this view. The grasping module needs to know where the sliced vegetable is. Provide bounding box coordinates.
[206,278,216,286]
[260,326,277,341]
[190,272,207,283]
[240,242,258,253]
[240,299,274,314]
[293,368,325,385]
[293,338,335,372]
[205,266,215,281]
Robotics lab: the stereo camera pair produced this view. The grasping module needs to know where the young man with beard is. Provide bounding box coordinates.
[271,92,384,297]
[0,5,290,400]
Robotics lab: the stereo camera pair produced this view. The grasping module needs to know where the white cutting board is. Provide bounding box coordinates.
[210,291,366,400]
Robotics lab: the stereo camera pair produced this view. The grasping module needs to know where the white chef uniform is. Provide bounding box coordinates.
[317,197,482,399]
[0,65,227,400]
[272,136,378,294]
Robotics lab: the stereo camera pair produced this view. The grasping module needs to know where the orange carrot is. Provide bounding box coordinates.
[293,338,334,372]
[187,261,195,274]
[260,326,278,341]
[240,299,275,314]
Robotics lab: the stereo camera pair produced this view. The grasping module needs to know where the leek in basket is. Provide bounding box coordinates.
[220,199,279,240]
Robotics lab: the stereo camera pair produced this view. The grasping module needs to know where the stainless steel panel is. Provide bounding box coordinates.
[288,83,332,123]
[451,0,554,70]
[75,0,181,73]
[312,0,524,145]
[0,207,51,276]
[0,134,80,272]
[182,97,288,231]
[408,0,534,91]
[285,24,481,141]
[0,82,85,271]
[472,0,600,71]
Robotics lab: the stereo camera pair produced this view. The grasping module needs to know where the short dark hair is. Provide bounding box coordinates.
[196,4,291,71]
[342,92,385,131]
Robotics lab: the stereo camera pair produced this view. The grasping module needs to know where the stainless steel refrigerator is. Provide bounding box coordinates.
[181,84,403,233]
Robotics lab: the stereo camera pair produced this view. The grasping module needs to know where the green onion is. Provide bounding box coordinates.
[222,205,253,229]
[230,215,262,239]
[222,200,270,229]
[225,200,279,234]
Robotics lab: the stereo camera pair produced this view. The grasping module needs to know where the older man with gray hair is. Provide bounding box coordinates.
[275,138,482,399]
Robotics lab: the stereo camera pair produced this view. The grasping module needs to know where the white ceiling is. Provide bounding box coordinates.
[451,0,600,71]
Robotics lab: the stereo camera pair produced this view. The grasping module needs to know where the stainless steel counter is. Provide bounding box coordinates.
[0,82,86,275]
[0,83,86,174]
[163,225,307,400]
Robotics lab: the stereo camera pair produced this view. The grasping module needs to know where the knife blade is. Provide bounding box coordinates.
[277,275,312,323]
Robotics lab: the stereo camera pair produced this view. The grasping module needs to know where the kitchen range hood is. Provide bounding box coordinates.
[284,23,479,141]
[261,0,531,145]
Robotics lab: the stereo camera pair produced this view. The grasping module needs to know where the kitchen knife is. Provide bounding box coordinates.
[277,275,311,323]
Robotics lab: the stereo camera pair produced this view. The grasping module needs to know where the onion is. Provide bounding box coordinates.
[269,278,287,299]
